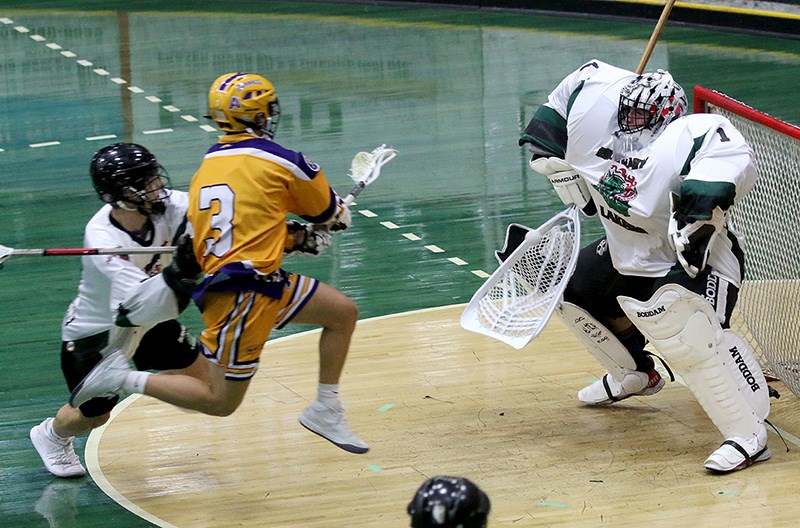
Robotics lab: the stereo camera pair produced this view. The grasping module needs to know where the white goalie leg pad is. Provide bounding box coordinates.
[558,302,637,382]
[617,284,768,440]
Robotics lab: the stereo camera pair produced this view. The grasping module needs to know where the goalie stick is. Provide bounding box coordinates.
[460,205,581,349]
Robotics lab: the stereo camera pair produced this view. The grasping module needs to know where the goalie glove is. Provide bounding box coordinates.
[529,156,591,209]
[285,220,332,256]
[668,193,725,278]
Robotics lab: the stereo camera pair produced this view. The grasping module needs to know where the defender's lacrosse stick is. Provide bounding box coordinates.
[341,144,397,205]
[460,206,581,349]
[0,243,175,266]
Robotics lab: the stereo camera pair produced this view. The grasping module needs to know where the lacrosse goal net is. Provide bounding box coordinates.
[694,85,800,397]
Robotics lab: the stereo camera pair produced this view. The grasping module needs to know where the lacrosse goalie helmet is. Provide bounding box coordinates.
[207,72,281,138]
[90,142,171,215]
[617,70,687,138]
[407,476,491,528]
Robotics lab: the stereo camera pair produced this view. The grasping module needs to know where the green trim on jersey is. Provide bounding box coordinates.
[519,105,567,158]
[679,133,707,176]
[679,179,737,220]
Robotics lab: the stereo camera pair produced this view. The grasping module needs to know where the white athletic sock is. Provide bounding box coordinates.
[317,383,341,409]
[46,418,72,442]
[123,371,151,394]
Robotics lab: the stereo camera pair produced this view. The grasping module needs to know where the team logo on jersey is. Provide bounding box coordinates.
[302,155,320,172]
[594,164,637,216]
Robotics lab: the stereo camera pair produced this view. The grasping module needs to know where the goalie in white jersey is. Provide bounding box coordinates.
[29,143,208,478]
[520,60,771,473]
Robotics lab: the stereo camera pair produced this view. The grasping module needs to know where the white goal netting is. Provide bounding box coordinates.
[695,86,800,397]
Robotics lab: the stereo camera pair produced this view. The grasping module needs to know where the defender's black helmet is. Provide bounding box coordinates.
[90,142,170,214]
[407,476,490,528]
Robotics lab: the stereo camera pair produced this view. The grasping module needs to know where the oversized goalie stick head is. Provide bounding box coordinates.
[207,72,281,138]
[90,142,171,215]
[407,476,491,528]
[617,70,687,138]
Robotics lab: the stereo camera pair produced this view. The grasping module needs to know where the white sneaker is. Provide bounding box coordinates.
[69,350,132,408]
[579,369,664,405]
[298,401,370,454]
[704,427,771,473]
[30,418,86,478]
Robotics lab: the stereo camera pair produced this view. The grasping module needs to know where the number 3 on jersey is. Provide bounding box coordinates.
[198,184,234,257]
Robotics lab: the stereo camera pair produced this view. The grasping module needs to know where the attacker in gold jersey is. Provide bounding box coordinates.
[71,72,368,454]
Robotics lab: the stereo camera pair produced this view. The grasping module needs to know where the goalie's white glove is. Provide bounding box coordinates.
[668,193,725,278]
[286,220,332,256]
[529,156,591,209]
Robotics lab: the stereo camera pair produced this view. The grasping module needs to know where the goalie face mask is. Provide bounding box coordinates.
[407,476,490,528]
[207,72,281,138]
[90,142,172,215]
[617,70,687,138]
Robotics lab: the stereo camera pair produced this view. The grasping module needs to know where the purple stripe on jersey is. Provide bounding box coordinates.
[206,138,322,181]
[217,73,245,92]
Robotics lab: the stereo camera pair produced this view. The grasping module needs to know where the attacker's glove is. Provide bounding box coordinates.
[328,195,352,232]
[530,156,591,209]
[286,220,332,256]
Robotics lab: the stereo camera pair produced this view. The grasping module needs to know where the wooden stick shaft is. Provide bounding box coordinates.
[636,0,677,74]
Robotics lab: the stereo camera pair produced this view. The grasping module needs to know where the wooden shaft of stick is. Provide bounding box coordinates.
[636,0,677,74]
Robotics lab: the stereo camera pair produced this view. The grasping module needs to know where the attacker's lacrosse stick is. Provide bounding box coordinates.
[460,206,581,349]
[0,244,175,267]
[341,144,397,205]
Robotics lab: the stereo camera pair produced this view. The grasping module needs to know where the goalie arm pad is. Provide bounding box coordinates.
[529,156,593,211]
[668,193,725,278]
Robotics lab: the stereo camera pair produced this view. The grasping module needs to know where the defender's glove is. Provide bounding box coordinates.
[286,220,332,256]
[328,195,352,232]
[668,193,725,278]
[162,233,202,310]
[530,156,591,209]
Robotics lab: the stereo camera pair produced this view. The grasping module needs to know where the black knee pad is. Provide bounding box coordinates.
[132,320,199,371]
[61,332,120,418]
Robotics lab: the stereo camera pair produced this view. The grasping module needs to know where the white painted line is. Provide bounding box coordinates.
[46,42,63,50]
[14,25,30,33]
[127,86,144,93]
[0,17,13,24]
[181,115,198,122]
[402,233,421,241]
[380,221,399,229]
[359,210,378,218]
[424,245,445,253]
[0,148,5,153]
[60,50,76,58]
[110,77,127,85]
[145,95,162,103]
[85,134,117,141]
[93,68,110,76]
[30,34,45,42]
[142,128,173,135]
[163,105,180,113]
[199,124,217,132]
[30,141,61,148]
[447,257,468,266]
[471,270,490,278]
[76,59,93,67]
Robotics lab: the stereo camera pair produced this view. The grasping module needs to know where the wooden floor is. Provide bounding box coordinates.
[89,305,800,528]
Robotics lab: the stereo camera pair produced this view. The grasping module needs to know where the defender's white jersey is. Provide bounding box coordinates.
[61,191,188,341]
[548,61,756,284]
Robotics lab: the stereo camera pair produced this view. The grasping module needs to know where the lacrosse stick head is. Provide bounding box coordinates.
[348,144,397,186]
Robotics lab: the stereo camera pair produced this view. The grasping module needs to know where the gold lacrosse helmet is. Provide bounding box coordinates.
[207,72,281,137]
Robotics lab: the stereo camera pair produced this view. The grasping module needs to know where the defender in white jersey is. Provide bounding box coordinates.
[30,143,207,478]
[520,60,771,473]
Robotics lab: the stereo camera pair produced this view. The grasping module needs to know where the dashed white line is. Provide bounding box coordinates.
[471,270,490,278]
[110,77,127,85]
[162,105,180,113]
[380,221,399,229]
[181,115,198,122]
[60,51,76,58]
[0,17,13,24]
[359,210,378,218]
[85,134,117,141]
[142,128,173,135]
[402,233,421,241]
[13,26,29,33]
[145,95,162,103]
[46,42,62,50]
[424,245,445,253]
[76,59,93,67]
[30,141,61,148]
[29,34,45,42]
[199,124,217,132]
[93,68,110,76]
[127,86,144,93]
[447,257,468,266]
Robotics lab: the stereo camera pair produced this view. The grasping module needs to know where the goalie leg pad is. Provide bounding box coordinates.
[617,284,768,441]
[559,302,664,404]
